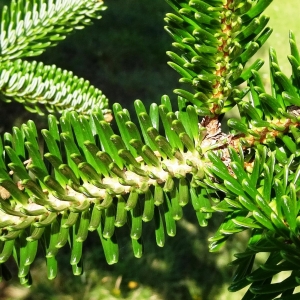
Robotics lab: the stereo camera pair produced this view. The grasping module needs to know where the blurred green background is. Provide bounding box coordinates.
[0,0,300,299]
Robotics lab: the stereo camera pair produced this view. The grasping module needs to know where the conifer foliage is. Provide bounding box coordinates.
[1,0,300,298]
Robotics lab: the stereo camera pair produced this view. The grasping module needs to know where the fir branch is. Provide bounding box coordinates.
[165,0,272,115]
[0,59,110,115]
[0,98,223,282]
[0,98,211,230]
[0,0,106,61]
[1,0,300,297]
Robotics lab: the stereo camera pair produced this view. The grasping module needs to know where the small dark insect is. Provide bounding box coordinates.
[287,105,300,117]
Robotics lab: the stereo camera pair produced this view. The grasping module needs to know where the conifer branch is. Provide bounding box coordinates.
[165,0,272,115]
[0,59,110,115]
[1,0,300,298]
[0,0,106,61]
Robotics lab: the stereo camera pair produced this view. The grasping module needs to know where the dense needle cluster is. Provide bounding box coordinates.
[1,1,300,299]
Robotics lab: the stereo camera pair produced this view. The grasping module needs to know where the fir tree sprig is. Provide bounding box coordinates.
[1,0,300,298]
[165,0,272,115]
[0,0,107,61]
[0,59,110,115]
